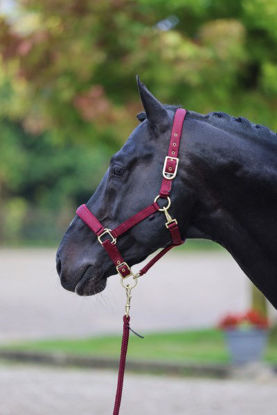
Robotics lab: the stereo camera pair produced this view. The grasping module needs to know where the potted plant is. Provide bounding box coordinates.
[218,310,269,365]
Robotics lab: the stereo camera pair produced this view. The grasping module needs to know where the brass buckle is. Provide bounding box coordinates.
[97,228,117,245]
[117,262,141,279]
[116,261,131,278]
[162,156,179,180]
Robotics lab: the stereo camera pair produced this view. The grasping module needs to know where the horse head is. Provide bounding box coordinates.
[56,77,277,309]
[56,77,196,295]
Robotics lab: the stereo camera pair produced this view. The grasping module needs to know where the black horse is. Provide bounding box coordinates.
[56,78,277,309]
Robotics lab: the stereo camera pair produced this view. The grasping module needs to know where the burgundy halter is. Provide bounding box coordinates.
[76,108,187,280]
[76,108,187,415]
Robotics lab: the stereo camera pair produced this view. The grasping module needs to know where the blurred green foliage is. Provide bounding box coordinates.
[3,327,277,364]
[0,0,277,244]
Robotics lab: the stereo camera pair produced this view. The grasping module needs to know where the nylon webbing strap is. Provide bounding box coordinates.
[111,203,159,238]
[159,108,186,198]
[76,205,104,235]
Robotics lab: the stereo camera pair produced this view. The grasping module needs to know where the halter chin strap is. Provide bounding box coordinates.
[76,108,187,279]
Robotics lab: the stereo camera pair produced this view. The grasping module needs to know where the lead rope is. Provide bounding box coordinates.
[113,278,138,415]
[112,314,130,415]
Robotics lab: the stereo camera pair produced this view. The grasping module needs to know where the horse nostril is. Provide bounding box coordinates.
[56,255,62,277]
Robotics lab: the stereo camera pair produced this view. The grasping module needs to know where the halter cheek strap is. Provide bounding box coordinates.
[76,108,187,279]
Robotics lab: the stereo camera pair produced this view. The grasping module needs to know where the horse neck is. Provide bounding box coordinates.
[180,116,277,307]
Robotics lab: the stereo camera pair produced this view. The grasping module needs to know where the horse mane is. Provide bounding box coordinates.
[140,105,277,144]
[184,108,277,145]
[211,111,276,137]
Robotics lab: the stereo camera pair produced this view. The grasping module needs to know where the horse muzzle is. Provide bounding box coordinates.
[56,251,107,296]
[74,265,107,296]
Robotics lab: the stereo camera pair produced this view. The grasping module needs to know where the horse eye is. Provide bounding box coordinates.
[112,166,125,177]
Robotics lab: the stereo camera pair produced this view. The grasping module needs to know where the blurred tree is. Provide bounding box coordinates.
[0,0,276,243]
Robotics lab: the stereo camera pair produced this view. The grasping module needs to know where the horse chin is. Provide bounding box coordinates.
[75,267,107,296]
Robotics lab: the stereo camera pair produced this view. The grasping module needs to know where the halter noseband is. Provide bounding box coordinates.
[76,108,187,280]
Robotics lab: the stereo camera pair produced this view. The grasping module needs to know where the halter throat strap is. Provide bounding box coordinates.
[76,108,187,279]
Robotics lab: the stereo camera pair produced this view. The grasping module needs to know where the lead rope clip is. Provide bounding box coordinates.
[125,285,132,317]
[122,280,144,338]
[121,275,138,315]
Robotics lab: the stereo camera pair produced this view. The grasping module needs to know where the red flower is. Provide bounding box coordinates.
[218,309,269,330]
[244,310,269,329]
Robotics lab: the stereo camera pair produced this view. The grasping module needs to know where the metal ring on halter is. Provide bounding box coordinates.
[154,195,171,211]
[133,272,142,279]
[121,276,138,290]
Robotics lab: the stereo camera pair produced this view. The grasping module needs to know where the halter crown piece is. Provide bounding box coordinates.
[76,108,187,415]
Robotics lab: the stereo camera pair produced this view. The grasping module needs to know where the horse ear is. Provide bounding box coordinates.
[136,75,169,132]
